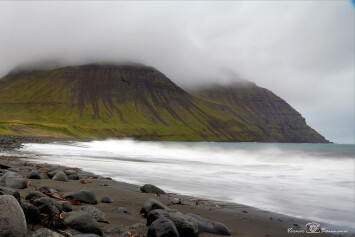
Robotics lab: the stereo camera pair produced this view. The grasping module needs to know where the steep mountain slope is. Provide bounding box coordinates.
[0,63,328,142]
[192,82,329,143]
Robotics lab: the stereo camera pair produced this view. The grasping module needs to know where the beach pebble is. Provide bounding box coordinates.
[25,191,47,201]
[32,228,64,237]
[140,184,166,194]
[106,226,121,234]
[147,209,198,237]
[187,213,231,235]
[27,170,41,179]
[0,195,27,237]
[116,207,128,215]
[20,200,41,224]
[52,171,68,182]
[80,206,106,220]
[140,198,169,217]
[64,211,103,236]
[0,186,21,200]
[101,196,112,203]
[1,171,27,189]
[33,197,60,214]
[147,217,179,237]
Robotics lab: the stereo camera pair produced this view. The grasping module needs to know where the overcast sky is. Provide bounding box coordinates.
[0,1,353,143]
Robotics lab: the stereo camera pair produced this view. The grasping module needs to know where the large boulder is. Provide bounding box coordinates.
[187,213,231,235]
[1,171,27,189]
[147,209,198,237]
[20,201,42,224]
[0,186,21,200]
[0,195,27,237]
[140,184,166,194]
[64,211,103,236]
[52,171,68,182]
[32,228,64,237]
[147,217,179,237]
[140,198,169,217]
[33,197,60,214]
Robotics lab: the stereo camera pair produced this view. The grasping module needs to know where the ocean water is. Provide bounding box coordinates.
[6,140,355,229]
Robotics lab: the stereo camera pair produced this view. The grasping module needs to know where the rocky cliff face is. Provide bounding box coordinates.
[0,63,329,142]
[192,82,329,143]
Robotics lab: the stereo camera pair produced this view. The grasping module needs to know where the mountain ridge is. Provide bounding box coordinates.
[0,63,329,143]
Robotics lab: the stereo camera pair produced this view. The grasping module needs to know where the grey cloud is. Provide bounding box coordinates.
[0,1,353,143]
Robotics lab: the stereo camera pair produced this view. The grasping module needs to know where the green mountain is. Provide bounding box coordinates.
[0,63,328,142]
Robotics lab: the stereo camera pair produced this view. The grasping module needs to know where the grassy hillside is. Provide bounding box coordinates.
[0,63,329,142]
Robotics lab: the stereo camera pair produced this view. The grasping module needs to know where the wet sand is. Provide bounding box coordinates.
[1,155,353,237]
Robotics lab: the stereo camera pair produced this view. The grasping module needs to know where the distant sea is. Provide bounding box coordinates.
[4,140,355,230]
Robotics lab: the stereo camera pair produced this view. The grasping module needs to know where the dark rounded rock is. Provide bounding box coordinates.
[49,166,62,172]
[33,197,60,214]
[80,206,106,220]
[64,211,103,236]
[147,209,198,237]
[116,207,128,215]
[187,213,231,235]
[0,186,20,200]
[31,228,64,237]
[25,191,47,202]
[0,162,11,169]
[48,170,60,178]
[105,226,121,234]
[65,169,77,176]
[147,217,179,237]
[140,198,169,217]
[101,196,112,203]
[68,173,80,180]
[140,184,166,194]
[73,189,97,204]
[56,201,73,212]
[1,171,27,189]
[27,170,41,179]
[20,200,41,224]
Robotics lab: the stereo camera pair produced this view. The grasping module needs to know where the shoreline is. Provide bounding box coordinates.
[0,155,353,236]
